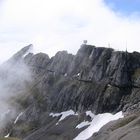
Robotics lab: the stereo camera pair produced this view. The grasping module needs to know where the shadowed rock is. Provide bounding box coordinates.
[1,44,140,139]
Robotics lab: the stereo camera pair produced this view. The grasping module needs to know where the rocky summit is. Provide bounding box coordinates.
[0,44,140,140]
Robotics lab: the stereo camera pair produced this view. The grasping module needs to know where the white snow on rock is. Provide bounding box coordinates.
[77,73,80,76]
[86,111,94,119]
[14,112,23,124]
[76,121,90,129]
[49,112,61,117]
[4,133,10,138]
[74,111,123,140]
[59,110,78,122]
[50,110,78,123]
[76,111,95,129]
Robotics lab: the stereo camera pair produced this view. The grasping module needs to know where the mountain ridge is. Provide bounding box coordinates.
[0,44,140,140]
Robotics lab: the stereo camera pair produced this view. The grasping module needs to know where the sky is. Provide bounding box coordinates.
[105,0,140,14]
[0,0,140,62]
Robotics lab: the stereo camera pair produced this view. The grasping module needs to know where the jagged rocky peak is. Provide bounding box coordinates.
[24,52,50,67]
[1,44,140,140]
[13,44,33,59]
[0,44,33,78]
[7,44,33,64]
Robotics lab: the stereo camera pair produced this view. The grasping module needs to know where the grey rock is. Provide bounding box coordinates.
[88,114,140,140]
[1,44,140,139]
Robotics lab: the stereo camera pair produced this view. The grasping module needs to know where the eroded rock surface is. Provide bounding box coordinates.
[1,44,140,139]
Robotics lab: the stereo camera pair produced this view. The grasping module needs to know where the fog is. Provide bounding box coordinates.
[0,45,32,130]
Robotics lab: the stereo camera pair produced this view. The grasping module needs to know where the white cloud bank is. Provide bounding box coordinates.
[0,0,140,62]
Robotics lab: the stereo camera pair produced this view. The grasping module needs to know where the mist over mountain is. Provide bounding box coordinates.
[0,44,140,140]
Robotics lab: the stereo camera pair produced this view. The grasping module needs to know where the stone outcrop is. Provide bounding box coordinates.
[22,44,140,115]
[1,44,140,139]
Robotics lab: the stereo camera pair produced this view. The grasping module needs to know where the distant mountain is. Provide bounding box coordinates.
[0,44,140,140]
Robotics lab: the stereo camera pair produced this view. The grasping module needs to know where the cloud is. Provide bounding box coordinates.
[0,0,140,62]
[0,53,32,129]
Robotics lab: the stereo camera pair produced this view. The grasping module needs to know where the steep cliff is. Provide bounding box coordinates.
[23,44,140,114]
[0,44,140,140]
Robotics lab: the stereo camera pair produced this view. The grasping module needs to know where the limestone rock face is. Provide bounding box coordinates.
[22,44,140,114]
[1,44,140,139]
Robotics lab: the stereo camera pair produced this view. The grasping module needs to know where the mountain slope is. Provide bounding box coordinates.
[0,44,140,140]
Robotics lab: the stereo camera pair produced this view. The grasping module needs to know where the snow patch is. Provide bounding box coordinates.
[59,110,77,122]
[74,111,123,140]
[86,111,94,119]
[50,110,78,124]
[49,112,61,117]
[4,133,10,138]
[14,112,23,124]
[77,73,80,76]
[76,121,90,129]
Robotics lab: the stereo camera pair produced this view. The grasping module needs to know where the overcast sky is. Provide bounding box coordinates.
[0,0,140,62]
